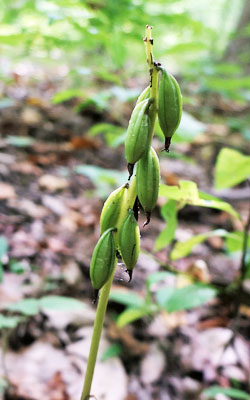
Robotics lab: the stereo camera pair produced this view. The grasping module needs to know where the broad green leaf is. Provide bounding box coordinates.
[109,290,144,308]
[5,299,39,316]
[215,148,250,189]
[0,236,8,258]
[159,180,199,203]
[89,123,125,148]
[117,307,150,328]
[10,261,26,274]
[159,181,239,218]
[146,271,175,293]
[203,386,250,399]
[7,136,35,147]
[52,88,85,104]
[154,200,177,251]
[101,343,123,362]
[226,231,250,253]
[39,296,84,311]
[155,287,176,308]
[198,191,239,219]
[0,314,22,329]
[170,229,228,260]
[164,284,217,312]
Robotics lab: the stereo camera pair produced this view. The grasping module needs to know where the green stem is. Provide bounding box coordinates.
[144,25,159,144]
[80,264,116,400]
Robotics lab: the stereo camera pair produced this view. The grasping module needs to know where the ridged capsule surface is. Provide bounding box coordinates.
[100,184,128,234]
[136,85,150,105]
[136,146,160,225]
[90,228,116,290]
[125,98,151,175]
[119,209,140,277]
[158,68,182,151]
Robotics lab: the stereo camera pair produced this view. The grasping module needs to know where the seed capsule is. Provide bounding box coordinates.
[136,146,160,226]
[119,209,140,281]
[100,184,128,234]
[158,68,182,151]
[125,98,152,179]
[136,85,150,105]
[90,228,116,292]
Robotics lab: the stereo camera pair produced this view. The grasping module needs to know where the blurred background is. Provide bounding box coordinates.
[0,0,250,399]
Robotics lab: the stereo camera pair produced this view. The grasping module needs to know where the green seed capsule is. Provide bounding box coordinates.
[136,146,160,226]
[136,85,150,105]
[158,68,182,151]
[100,184,128,235]
[119,209,140,281]
[125,98,152,179]
[90,228,116,291]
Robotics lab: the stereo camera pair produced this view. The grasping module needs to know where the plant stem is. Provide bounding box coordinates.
[240,179,250,282]
[80,264,116,400]
[144,25,159,144]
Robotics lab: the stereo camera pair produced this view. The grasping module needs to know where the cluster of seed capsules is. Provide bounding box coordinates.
[90,66,182,297]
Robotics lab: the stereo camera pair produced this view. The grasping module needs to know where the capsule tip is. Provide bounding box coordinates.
[164,137,171,152]
[127,163,135,180]
[126,269,133,282]
[143,212,151,227]
[92,289,99,304]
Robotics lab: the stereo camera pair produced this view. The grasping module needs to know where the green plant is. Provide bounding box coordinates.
[80,25,183,400]
[109,271,217,328]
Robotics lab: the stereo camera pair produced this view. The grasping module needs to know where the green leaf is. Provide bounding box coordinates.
[203,386,250,399]
[198,191,239,219]
[163,284,217,312]
[159,181,239,219]
[146,271,175,293]
[109,290,144,308]
[0,236,8,258]
[89,123,125,148]
[215,148,250,189]
[155,287,176,308]
[226,231,250,253]
[52,89,85,104]
[101,343,123,362]
[117,307,150,328]
[5,299,39,316]
[0,314,22,329]
[154,200,177,251]
[39,296,84,311]
[170,229,228,260]
[10,261,26,274]
[7,136,35,147]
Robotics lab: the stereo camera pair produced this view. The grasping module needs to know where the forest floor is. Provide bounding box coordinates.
[0,72,249,400]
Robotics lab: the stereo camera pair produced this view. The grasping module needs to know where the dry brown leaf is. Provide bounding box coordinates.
[11,161,42,175]
[21,107,42,126]
[140,343,166,385]
[108,322,149,356]
[39,174,69,191]
[70,136,100,150]
[0,182,16,199]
